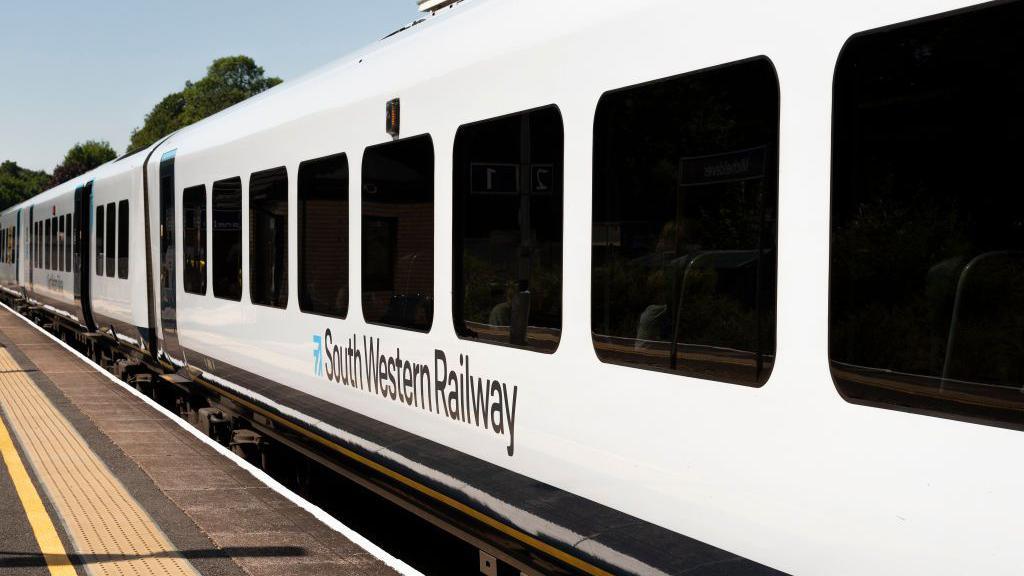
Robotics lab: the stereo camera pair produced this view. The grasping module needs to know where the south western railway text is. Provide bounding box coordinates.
[319,329,519,456]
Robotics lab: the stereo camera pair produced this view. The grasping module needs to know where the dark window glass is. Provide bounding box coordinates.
[66,214,72,272]
[183,186,206,294]
[592,57,779,387]
[117,200,129,279]
[95,207,103,276]
[362,135,434,331]
[831,3,1024,426]
[212,177,242,301]
[453,106,563,352]
[58,216,65,272]
[51,217,57,271]
[249,167,288,308]
[105,203,115,278]
[298,153,348,318]
[45,218,51,270]
[36,222,41,268]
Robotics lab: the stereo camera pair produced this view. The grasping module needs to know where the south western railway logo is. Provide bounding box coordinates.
[312,329,519,456]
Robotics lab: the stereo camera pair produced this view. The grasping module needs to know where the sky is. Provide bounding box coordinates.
[0,1,423,172]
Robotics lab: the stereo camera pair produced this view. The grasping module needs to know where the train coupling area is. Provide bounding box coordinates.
[0,306,408,576]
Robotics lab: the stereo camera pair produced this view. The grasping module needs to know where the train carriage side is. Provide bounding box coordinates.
[22,183,80,321]
[0,204,23,295]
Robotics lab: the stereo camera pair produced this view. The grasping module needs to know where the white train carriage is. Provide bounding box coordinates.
[4,0,1024,574]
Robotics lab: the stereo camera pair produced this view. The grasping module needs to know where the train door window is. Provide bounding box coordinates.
[298,153,348,318]
[117,201,129,279]
[183,186,206,294]
[36,222,41,269]
[249,167,288,308]
[361,135,434,331]
[51,217,58,271]
[105,203,115,278]
[2,229,6,263]
[592,57,779,387]
[212,177,242,301]
[58,216,65,272]
[830,2,1024,427]
[95,206,104,276]
[45,218,52,270]
[65,214,72,272]
[453,106,563,352]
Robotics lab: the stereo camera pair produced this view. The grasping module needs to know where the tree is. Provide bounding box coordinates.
[0,161,51,210]
[51,140,117,186]
[128,56,282,153]
[127,91,186,157]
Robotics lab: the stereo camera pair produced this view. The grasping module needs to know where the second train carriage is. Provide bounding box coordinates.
[3,0,1024,574]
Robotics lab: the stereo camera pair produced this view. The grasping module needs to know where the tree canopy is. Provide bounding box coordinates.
[0,161,51,210]
[128,56,282,153]
[51,140,117,186]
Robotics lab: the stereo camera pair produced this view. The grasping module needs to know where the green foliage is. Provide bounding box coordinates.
[128,56,282,153]
[51,140,117,186]
[0,161,51,210]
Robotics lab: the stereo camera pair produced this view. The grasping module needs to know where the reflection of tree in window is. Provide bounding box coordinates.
[830,2,1024,425]
[453,106,563,353]
[361,135,433,331]
[591,57,779,386]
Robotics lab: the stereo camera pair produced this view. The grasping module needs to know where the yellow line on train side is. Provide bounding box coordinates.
[191,376,615,576]
[0,410,77,576]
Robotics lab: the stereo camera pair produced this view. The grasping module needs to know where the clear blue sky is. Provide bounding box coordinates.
[0,1,423,172]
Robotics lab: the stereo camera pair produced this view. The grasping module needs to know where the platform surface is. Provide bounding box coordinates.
[0,307,400,576]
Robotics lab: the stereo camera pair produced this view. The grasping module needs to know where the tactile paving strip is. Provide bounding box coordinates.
[0,347,200,576]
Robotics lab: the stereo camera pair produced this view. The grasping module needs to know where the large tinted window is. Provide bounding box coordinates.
[831,2,1024,425]
[592,57,779,387]
[105,203,115,277]
[453,106,563,352]
[249,167,288,308]
[117,201,128,279]
[362,135,434,331]
[95,207,103,276]
[183,186,206,294]
[298,153,348,318]
[212,177,242,301]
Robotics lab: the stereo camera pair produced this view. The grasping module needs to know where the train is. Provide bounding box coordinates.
[3,0,1024,574]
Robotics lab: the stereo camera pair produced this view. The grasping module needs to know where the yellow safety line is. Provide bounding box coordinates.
[0,348,199,576]
[190,376,615,576]
[0,409,77,576]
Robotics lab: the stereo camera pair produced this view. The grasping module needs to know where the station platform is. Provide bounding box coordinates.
[0,307,403,576]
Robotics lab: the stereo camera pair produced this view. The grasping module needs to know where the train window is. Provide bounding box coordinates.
[298,153,348,318]
[249,167,288,308]
[52,217,58,271]
[105,203,115,278]
[58,216,65,272]
[212,177,242,301]
[361,135,434,331]
[45,218,51,270]
[95,206,104,276]
[592,57,779,387]
[831,2,1024,426]
[65,214,72,272]
[118,201,129,279]
[453,106,563,353]
[183,186,206,294]
[36,222,41,269]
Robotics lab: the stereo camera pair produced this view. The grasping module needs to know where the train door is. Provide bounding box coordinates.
[15,208,21,284]
[75,183,97,331]
[27,206,33,289]
[158,150,183,365]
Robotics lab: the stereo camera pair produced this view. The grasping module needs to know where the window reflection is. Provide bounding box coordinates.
[592,57,779,386]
